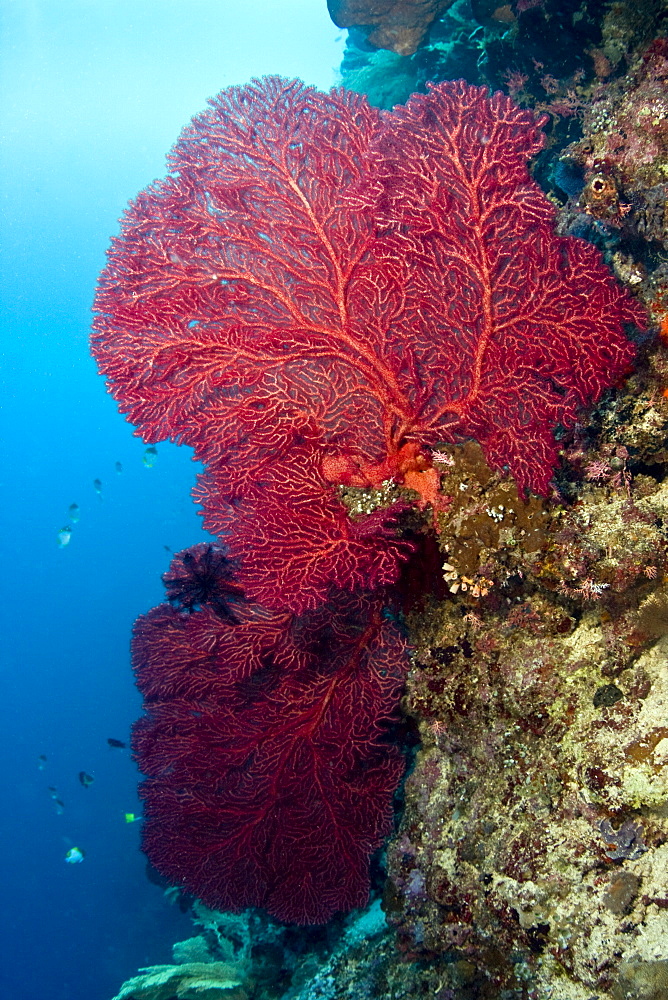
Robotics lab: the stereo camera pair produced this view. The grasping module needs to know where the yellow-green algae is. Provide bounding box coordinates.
[111,962,247,1000]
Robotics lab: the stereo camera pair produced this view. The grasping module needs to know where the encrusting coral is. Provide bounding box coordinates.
[388,619,668,997]
[379,356,668,997]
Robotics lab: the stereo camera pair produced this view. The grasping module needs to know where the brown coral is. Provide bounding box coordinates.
[567,38,668,192]
[327,0,454,55]
[387,617,668,996]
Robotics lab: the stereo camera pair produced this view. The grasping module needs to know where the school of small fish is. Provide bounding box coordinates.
[37,737,142,866]
[55,448,158,548]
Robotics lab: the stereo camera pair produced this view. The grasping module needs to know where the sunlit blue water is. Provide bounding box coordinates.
[0,4,344,998]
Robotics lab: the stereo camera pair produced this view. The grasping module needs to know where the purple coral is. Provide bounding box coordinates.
[599,818,647,860]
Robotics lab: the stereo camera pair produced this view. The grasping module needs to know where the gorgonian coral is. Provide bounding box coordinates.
[92,76,646,925]
[92,76,645,614]
[133,585,408,924]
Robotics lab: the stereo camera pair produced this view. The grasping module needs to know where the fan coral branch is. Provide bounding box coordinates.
[132,590,408,924]
[92,76,645,610]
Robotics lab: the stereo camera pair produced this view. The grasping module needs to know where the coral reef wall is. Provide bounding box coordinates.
[328,1,668,996]
[387,448,668,998]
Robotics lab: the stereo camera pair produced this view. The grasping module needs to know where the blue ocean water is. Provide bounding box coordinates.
[0,5,344,998]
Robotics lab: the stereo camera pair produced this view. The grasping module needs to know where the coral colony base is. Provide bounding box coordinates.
[93,75,668,999]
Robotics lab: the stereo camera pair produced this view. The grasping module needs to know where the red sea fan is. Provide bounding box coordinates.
[132,589,408,924]
[92,76,645,611]
[194,446,414,614]
[365,81,646,495]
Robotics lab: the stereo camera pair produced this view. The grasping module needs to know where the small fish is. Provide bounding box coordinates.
[37,754,47,770]
[107,738,126,749]
[68,503,80,523]
[57,526,72,548]
[65,846,85,864]
[47,785,59,799]
[93,478,103,498]
[124,813,142,823]
[54,798,65,814]
[115,461,123,474]
[79,771,94,788]
[143,446,158,468]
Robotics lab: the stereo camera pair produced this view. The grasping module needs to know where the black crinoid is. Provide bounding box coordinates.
[162,543,245,623]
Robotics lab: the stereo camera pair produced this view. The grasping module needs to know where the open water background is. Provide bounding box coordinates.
[0,4,344,997]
